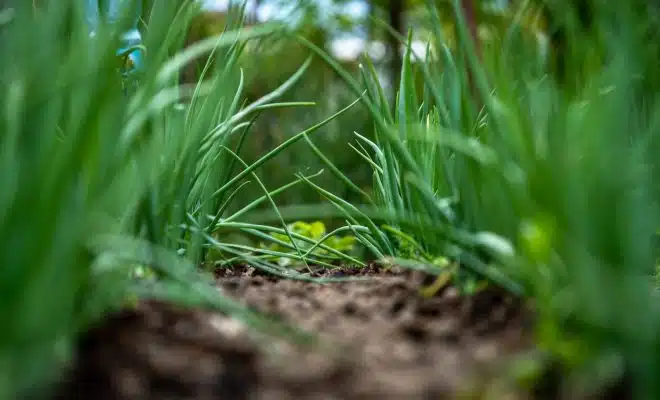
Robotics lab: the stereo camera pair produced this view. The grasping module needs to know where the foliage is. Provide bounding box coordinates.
[259,220,356,267]
[288,0,660,396]
[0,0,355,398]
[5,0,660,397]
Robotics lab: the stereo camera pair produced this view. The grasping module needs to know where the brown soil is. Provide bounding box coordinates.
[56,265,537,399]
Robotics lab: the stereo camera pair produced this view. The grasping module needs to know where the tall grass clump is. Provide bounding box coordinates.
[0,0,360,397]
[295,0,660,396]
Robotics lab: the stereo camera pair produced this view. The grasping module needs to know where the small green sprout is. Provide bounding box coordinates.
[260,220,356,267]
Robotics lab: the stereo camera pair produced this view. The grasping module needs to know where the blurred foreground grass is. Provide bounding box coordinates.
[0,1,360,397]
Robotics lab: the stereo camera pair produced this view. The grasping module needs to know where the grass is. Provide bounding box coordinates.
[0,1,360,398]
[4,0,660,398]
[282,0,660,396]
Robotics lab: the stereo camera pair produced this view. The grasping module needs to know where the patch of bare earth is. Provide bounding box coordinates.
[56,265,537,399]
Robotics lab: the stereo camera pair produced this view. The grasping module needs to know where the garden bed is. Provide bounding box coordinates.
[56,265,537,399]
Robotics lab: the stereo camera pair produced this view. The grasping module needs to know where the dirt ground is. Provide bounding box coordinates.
[56,264,540,399]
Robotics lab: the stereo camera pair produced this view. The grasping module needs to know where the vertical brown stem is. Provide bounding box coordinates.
[387,0,404,93]
[461,0,480,58]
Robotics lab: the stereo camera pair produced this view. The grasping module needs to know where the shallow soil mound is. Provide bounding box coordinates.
[56,265,535,399]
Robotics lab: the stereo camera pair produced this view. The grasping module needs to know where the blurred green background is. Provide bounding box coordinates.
[180,0,541,209]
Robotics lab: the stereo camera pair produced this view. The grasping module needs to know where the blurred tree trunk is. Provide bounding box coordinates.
[461,0,479,57]
[387,0,404,92]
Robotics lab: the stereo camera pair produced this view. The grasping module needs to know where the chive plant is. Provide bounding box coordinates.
[0,1,360,398]
[292,0,660,396]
